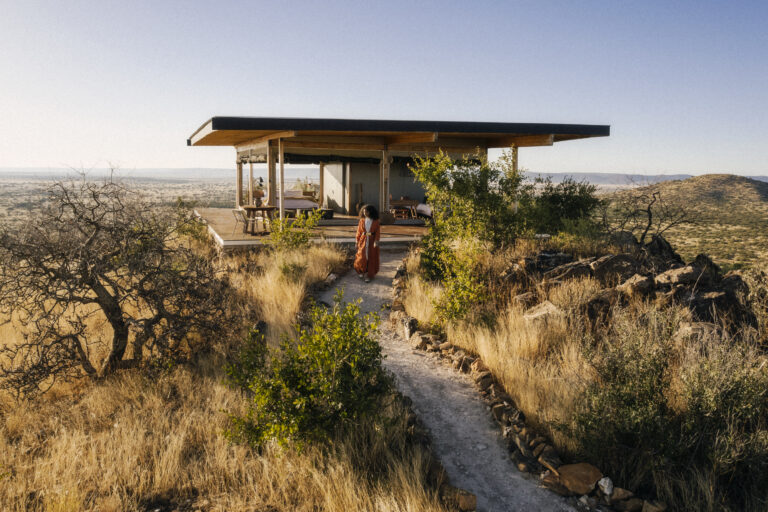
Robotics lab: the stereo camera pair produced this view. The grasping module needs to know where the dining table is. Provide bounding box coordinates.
[242,205,277,234]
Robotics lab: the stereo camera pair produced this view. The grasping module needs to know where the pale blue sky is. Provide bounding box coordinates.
[1,0,766,174]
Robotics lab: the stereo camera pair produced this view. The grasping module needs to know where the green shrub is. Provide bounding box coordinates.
[268,209,323,251]
[226,291,391,448]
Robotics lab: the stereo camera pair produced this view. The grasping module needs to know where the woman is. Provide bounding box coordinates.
[354,204,380,282]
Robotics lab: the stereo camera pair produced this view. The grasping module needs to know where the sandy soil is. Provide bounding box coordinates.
[319,251,573,512]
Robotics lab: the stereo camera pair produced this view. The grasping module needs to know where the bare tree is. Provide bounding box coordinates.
[601,181,691,244]
[0,175,229,396]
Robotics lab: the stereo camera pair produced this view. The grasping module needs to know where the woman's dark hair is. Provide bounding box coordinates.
[359,204,379,220]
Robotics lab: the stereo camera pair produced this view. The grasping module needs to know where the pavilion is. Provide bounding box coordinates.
[187,116,610,219]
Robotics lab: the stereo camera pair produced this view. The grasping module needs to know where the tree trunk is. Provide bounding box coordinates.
[90,278,129,377]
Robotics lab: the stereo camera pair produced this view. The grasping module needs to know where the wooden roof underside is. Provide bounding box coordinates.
[187,117,610,159]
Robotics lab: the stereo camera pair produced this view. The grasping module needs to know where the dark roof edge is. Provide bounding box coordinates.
[203,116,610,137]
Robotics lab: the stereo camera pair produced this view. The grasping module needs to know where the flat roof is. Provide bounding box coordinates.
[187,116,610,149]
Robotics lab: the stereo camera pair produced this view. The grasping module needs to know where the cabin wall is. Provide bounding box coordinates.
[322,162,345,213]
[389,161,426,202]
[348,162,380,215]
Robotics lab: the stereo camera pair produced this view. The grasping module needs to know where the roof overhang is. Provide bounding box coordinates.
[187,116,610,161]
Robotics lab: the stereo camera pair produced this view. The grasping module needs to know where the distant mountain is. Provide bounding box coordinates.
[608,173,768,269]
[526,172,768,185]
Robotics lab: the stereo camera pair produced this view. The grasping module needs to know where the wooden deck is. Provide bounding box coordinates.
[195,208,427,250]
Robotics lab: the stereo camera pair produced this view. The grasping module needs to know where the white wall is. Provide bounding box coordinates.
[322,162,345,213]
[389,161,426,202]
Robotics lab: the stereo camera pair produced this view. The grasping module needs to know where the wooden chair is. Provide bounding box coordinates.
[232,209,253,235]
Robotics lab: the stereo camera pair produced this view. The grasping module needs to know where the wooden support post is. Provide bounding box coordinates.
[318,163,325,207]
[248,157,254,206]
[267,144,276,207]
[379,150,390,214]
[512,145,519,173]
[235,161,243,208]
[278,138,285,221]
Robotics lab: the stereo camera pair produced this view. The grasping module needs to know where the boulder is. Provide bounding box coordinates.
[692,254,722,285]
[537,445,562,473]
[655,265,701,287]
[611,487,634,502]
[590,254,640,285]
[403,317,418,339]
[523,300,564,327]
[491,403,507,423]
[597,476,614,496]
[689,290,757,327]
[556,463,602,495]
[438,341,454,352]
[655,284,691,308]
[409,332,428,350]
[513,433,535,458]
[470,358,488,373]
[541,471,572,496]
[583,288,622,325]
[475,371,494,391]
[618,273,655,297]
[536,251,573,270]
[641,235,684,272]
[721,271,749,296]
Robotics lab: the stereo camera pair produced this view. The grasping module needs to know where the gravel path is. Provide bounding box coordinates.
[319,251,573,512]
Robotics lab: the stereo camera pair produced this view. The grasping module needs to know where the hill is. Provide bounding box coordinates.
[608,174,768,269]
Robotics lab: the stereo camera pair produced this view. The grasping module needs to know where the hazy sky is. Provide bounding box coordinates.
[1,0,766,174]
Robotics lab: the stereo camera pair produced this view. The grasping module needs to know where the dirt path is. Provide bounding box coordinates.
[319,251,573,512]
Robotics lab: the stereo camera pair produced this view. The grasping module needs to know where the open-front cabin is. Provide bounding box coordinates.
[187,116,609,248]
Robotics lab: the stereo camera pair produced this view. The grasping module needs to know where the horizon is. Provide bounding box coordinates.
[2,1,767,174]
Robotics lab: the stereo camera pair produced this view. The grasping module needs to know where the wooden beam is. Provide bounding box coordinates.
[235,161,243,208]
[318,163,325,208]
[385,133,437,145]
[248,159,254,205]
[489,134,554,147]
[282,140,387,152]
[278,138,285,221]
[267,145,276,207]
[235,139,269,155]
[380,150,390,214]
[236,130,296,149]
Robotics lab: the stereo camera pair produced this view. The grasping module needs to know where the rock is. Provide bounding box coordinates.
[523,300,564,326]
[544,260,593,281]
[457,357,472,373]
[510,449,532,472]
[642,500,667,512]
[529,436,547,449]
[390,298,405,312]
[513,433,535,458]
[475,371,494,391]
[512,291,538,309]
[655,265,701,287]
[556,463,602,495]
[641,235,684,272]
[618,274,655,297]
[532,443,547,458]
[403,317,418,339]
[692,254,722,284]
[597,476,614,496]
[537,251,574,270]
[470,359,488,373]
[655,284,691,308]
[537,445,562,473]
[611,487,634,502]
[541,470,573,496]
[690,290,757,327]
[409,332,428,350]
[438,341,453,352]
[614,497,644,512]
[582,288,624,327]
[590,254,640,285]
[579,495,598,509]
[721,272,749,296]
[456,489,477,511]
[491,403,507,423]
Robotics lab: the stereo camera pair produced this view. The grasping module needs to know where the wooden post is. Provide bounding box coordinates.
[235,160,243,208]
[248,157,254,206]
[267,144,276,207]
[278,138,285,221]
[512,145,519,173]
[379,150,390,214]
[318,163,325,207]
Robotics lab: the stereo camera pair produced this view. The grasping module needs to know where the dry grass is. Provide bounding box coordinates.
[0,243,447,512]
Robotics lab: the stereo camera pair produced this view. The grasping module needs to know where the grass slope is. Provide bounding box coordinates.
[611,174,768,269]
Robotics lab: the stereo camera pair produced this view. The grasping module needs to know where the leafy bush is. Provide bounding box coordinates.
[268,209,323,251]
[564,306,768,510]
[226,291,391,448]
[528,177,602,234]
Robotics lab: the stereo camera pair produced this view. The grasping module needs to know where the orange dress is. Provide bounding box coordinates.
[353,218,380,278]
